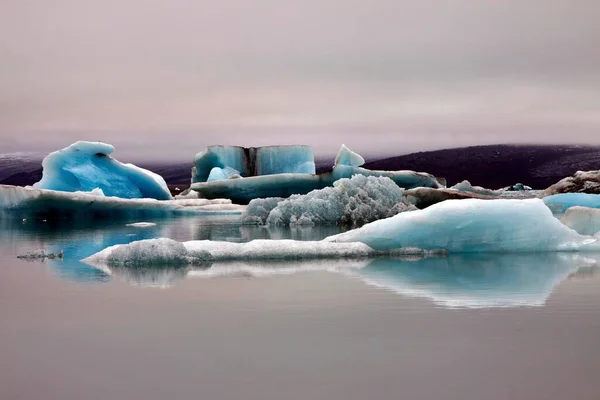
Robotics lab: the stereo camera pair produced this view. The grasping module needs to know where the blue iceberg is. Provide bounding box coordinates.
[543,193,600,214]
[334,144,365,167]
[191,145,315,183]
[325,198,600,252]
[33,141,172,200]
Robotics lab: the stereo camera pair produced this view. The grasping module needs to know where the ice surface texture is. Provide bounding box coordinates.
[33,141,172,200]
[560,206,600,236]
[334,144,365,167]
[0,184,245,220]
[543,193,600,214]
[450,180,500,196]
[325,198,600,252]
[242,175,417,227]
[191,145,315,183]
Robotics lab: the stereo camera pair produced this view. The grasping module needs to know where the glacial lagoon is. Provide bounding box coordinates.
[1,215,599,400]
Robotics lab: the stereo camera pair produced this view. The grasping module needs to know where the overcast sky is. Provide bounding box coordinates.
[1,0,599,161]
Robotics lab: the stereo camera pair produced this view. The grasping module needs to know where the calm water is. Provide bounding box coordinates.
[1,216,599,400]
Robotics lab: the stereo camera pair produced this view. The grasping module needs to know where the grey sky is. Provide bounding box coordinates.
[1,0,599,161]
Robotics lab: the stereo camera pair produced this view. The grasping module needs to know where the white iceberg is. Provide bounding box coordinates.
[560,206,600,236]
[242,175,416,227]
[0,184,245,220]
[126,222,157,228]
[334,144,365,167]
[33,141,172,200]
[325,198,600,252]
[82,238,380,266]
[450,180,500,196]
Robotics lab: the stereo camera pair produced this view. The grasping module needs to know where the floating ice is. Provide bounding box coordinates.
[82,238,380,266]
[33,141,172,200]
[255,146,315,175]
[543,193,600,214]
[0,184,245,220]
[560,206,600,236]
[450,180,500,196]
[126,222,157,228]
[242,175,416,227]
[334,144,365,167]
[506,183,532,191]
[192,145,315,183]
[191,165,443,204]
[325,198,600,252]
[207,166,241,182]
[17,249,64,260]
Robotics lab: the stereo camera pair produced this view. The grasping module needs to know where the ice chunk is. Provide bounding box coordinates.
[17,249,64,260]
[325,198,600,253]
[207,166,241,182]
[543,170,600,196]
[560,206,600,236]
[191,145,315,183]
[353,254,588,308]
[450,180,500,196]
[543,193,600,214]
[82,238,379,266]
[506,183,532,191]
[191,166,443,204]
[126,222,157,228]
[403,187,494,209]
[255,145,315,175]
[192,146,250,183]
[334,144,365,167]
[0,184,245,220]
[33,141,172,200]
[241,197,284,225]
[241,175,416,227]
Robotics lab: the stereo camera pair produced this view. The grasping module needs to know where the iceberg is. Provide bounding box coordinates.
[560,206,600,236]
[450,180,500,196]
[255,145,315,175]
[191,164,443,204]
[33,141,172,200]
[0,184,245,220]
[191,145,315,183]
[325,198,600,252]
[207,166,241,182]
[242,175,416,227]
[543,193,600,214]
[334,144,365,167]
[82,238,381,266]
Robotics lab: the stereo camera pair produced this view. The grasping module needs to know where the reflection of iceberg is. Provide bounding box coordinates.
[352,254,598,308]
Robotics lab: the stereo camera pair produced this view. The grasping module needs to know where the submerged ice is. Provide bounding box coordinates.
[34,141,172,200]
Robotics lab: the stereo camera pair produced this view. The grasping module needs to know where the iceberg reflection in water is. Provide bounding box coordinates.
[96,252,599,308]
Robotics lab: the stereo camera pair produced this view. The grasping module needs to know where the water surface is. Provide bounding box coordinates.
[1,216,599,399]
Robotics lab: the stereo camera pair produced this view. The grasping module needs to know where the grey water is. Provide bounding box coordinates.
[1,216,599,400]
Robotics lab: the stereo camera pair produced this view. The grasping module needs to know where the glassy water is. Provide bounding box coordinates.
[1,216,599,400]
